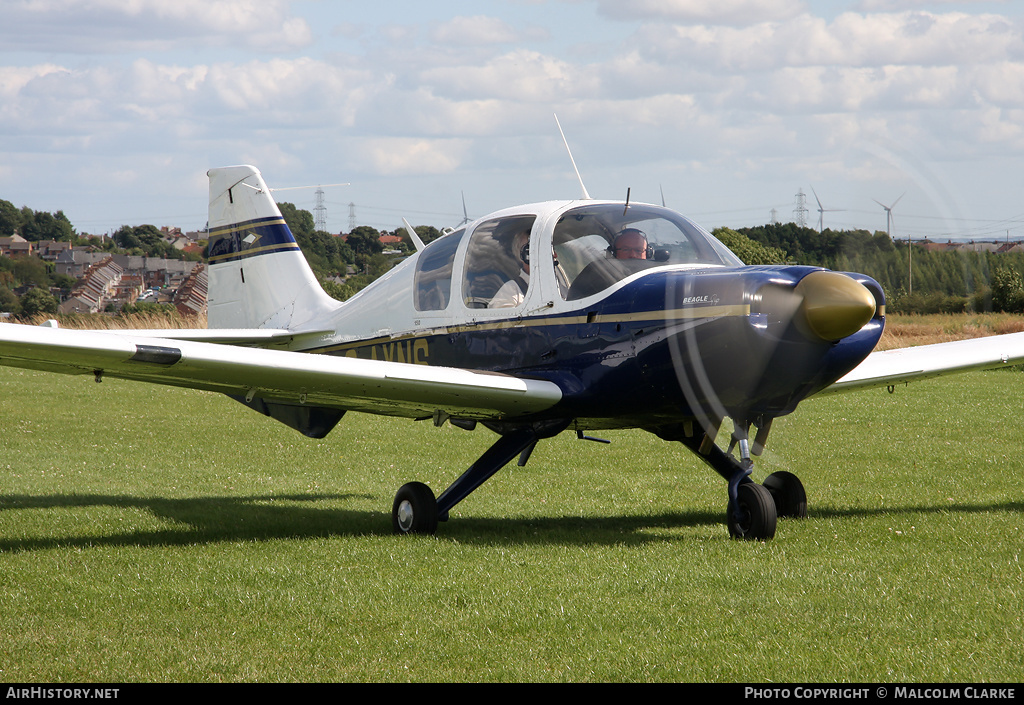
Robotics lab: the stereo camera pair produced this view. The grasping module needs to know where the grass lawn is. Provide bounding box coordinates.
[0,364,1021,682]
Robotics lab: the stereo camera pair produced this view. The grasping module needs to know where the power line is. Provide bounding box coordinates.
[793,189,808,228]
[313,187,327,232]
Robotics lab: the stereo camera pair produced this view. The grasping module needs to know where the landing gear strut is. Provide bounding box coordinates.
[391,420,571,535]
[651,415,806,540]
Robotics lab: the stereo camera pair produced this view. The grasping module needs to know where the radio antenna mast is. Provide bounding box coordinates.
[554,113,591,200]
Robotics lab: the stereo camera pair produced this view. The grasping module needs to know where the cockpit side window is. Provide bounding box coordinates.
[553,204,742,300]
[413,228,464,311]
[462,215,536,309]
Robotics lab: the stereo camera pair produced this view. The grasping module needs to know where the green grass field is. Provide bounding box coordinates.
[0,365,1021,682]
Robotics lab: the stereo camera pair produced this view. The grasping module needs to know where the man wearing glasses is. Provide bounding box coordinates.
[611,228,652,260]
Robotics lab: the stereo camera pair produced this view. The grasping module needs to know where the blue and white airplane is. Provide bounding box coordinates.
[2,165,1023,539]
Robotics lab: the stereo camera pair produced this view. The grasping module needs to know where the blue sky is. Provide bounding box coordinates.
[2,0,1023,241]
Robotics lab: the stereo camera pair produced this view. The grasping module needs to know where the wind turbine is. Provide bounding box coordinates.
[873,193,905,237]
[875,192,910,294]
[811,187,843,233]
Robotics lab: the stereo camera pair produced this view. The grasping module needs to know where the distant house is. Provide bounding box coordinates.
[34,240,72,261]
[919,239,1023,254]
[113,275,146,307]
[55,249,109,278]
[0,235,32,258]
[59,292,100,314]
[58,257,124,314]
[960,241,1002,253]
[173,264,207,317]
[59,253,200,288]
[921,240,958,252]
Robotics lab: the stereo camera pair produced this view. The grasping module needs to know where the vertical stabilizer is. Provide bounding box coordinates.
[206,165,341,330]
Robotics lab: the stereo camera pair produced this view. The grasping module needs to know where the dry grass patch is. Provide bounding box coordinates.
[21,312,207,330]
[877,313,1024,350]
[19,311,1024,351]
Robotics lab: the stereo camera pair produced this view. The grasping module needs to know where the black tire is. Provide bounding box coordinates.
[392,482,438,535]
[762,471,807,519]
[727,482,777,540]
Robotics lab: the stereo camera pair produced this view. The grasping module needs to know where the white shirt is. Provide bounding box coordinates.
[489,269,529,308]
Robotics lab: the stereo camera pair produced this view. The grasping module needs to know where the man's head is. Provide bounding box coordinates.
[512,230,531,272]
[612,229,650,259]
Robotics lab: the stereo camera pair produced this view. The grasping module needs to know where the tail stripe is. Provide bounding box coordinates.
[208,216,300,264]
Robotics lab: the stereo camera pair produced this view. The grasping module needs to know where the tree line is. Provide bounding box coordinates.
[715,222,1024,314]
[0,197,444,316]
[276,202,442,301]
[5,193,1024,318]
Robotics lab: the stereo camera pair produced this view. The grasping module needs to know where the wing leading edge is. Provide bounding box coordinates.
[0,323,562,420]
[822,331,1024,395]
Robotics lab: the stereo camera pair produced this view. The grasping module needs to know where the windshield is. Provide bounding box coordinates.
[552,204,742,300]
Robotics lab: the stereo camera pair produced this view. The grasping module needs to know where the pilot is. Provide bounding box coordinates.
[489,230,531,308]
[611,228,651,260]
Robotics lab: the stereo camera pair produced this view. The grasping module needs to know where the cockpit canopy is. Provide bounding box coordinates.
[413,202,742,311]
[552,204,742,300]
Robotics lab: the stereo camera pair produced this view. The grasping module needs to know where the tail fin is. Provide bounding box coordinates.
[206,165,341,330]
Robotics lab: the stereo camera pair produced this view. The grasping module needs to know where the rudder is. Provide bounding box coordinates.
[206,165,341,330]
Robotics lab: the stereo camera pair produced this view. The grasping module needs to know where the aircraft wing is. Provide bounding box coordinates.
[821,331,1024,395]
[94,327,336,348]
[0,322,562,420]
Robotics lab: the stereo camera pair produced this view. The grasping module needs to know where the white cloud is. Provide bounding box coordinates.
[973,105,1024,146]
[594,0,805,25]
[973,62,1024,106]
[428,15,547,46]
[354,89,526,138]
[855,0,1003,10]
[420,49,600,101]
[0,55,385,167]
[1,0,312,53]
[633,11,1021,72]
[0,64,67,99]
[3,2,1024,234]
[353,137,471,175]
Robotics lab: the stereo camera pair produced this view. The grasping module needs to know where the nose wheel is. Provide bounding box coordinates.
[727,482,777,540]
[657,417,807,540]
[763,470,807,519]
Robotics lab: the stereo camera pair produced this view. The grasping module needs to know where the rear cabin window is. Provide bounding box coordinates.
[461,215,536,309]
[413,228,465,311]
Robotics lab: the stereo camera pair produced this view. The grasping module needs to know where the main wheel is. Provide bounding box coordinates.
[762,471,807,519]
[727,482,777,540]
[392,482,438,535]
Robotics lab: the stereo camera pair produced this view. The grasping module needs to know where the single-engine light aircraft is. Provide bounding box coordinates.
[3,165,1024,540]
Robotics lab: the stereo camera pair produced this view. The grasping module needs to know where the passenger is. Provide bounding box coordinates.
[611,228,651,260]
[489,230,530,308]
